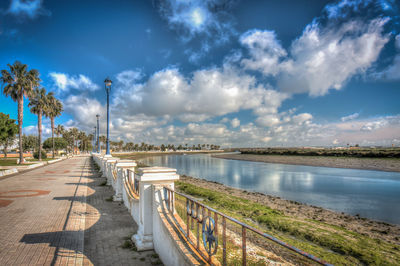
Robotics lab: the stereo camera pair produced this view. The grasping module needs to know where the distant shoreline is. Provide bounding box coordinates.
[212,153,400,172]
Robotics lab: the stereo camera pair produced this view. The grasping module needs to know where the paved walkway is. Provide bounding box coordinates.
[0,156,161,265]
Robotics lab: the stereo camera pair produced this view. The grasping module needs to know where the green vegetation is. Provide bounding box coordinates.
[43,137,68,151]
[0,112,18,158]
[175,181,400,265]
[0,159,20,166]
[1,61,65,162]
[33,150,47,160]
[239,147,400,158]
[1,61,40,164]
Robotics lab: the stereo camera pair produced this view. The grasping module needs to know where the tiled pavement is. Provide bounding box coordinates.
[0,156,161,265]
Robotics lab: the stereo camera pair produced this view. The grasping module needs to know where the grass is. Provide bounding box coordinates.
[27,158,56,162]
[175,181,400,265]
[0,157,56,166]
[0,158,22,166]
[238,147,400,158]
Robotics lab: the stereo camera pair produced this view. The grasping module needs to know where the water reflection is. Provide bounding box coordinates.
[140,154,400,224]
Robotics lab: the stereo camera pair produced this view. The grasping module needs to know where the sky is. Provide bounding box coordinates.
[0,0,399,147]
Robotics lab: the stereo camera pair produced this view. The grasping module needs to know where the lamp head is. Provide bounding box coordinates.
[104,77,112,91]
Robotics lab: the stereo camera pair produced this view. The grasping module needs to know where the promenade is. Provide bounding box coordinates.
[0,156,159,265]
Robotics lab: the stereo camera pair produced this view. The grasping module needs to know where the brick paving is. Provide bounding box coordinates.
[0,156,162,265]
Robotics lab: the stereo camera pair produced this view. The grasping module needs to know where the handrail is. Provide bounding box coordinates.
[163,186,332,266]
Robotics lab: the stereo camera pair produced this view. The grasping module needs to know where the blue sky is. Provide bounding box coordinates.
[0,0,399,147]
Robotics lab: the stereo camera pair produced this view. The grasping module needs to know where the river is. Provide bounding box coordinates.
[139,154,400,224]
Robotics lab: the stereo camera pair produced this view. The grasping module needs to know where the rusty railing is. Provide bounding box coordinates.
[163,186,332,266]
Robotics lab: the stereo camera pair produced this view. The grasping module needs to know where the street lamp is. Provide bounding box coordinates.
[93,126,96,153]
[104,77,112,157]
[96,114,100,153]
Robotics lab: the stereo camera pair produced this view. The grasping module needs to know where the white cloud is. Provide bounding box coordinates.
[49,72,100,93]
[341,112,359,122]
[112,67,288,124]
[278,18,389,96]
[240,29,286,76]
[231,118,240,128]
[237,0,390,97]
[374,35,400,80]
[63,95,105,130]
[7,0,50,19]
[158,0,236,41]
[324,0,394,19]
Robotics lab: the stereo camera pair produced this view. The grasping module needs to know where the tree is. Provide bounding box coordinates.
[22,135,38,153]
[43,137,68,151]
[0,113,18,158]
[1,61,40,164]
[99,135,106,151]
[55,124,64,137]
[78,131,87,153]
[46,94,63,158]
[62,130,73,153]
[70,128,79,154]
[28,88,49,161]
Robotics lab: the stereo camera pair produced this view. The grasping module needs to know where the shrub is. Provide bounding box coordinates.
[33,150,47,159]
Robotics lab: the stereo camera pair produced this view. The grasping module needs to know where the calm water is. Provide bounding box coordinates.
[140,154,400,224]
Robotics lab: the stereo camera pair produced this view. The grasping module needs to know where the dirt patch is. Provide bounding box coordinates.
[180,175,400,246]
[212,153,400,172]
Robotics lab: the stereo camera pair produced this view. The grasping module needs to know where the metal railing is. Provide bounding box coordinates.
[163,186,332,266]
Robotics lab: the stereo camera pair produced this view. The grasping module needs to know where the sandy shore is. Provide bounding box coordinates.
[180,175,400,246]
[212,153,400,172]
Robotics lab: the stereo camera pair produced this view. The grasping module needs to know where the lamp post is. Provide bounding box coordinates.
[96,114,100,153]
[104,77,112,157]
[93,126,96,153]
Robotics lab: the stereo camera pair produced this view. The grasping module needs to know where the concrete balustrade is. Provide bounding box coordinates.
[113,160,136,201]
[92,153,195,266]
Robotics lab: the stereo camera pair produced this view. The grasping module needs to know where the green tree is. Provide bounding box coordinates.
[78,131,87,153]
[22,135,38,153]
[70,128,79,154]
[28,88,50,161]
[55,124,64,137]
[62,130,73,153]
[43,137,68,151]
[1,61,40,164]
[0,113,18,158]
[45,95,63,158]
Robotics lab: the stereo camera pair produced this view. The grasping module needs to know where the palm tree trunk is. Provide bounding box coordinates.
[18,93,24,164]
[73,136,75,155]
[38,110,42,161]
[51,117,55,158]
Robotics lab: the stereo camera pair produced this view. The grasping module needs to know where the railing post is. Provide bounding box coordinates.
[132,167,179,251]
[114,160,136,201]
[103,158,118,185]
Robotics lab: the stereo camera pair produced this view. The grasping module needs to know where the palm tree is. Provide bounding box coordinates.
[55,124,64,137]
[1,61,40,164]
[28,88,49,161]
[99,135,106,152]
[70,128,79,154]
[78,131,86,154]
[46,94,63,158]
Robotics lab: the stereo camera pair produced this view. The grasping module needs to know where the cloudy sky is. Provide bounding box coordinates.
[1,0,399,147]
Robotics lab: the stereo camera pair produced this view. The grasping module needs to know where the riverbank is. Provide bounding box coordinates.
[212,153,400,172]
[177,175,400,265]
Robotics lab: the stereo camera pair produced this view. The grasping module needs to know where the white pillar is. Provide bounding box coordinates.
[132,167,179,251]
[114,160,136,201]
